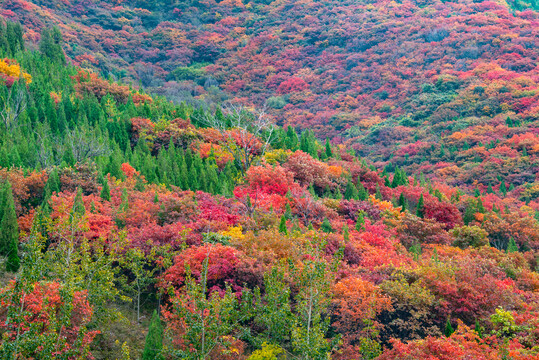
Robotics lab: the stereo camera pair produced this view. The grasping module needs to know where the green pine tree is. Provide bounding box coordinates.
[476,198,485,213]
[344,181,358,200]
[119,188,129,213]
[391,169,402,188]
[357,180,368,201]
[285,126,299,150]
[398,192,407,212]
[279,215,288,235]
[106,154,124,180]
[0,182,20,272]
[444,318,454,337]
[43,168,61,203]
[416,194,425,218]
[506,237,519,253]
[434,189,443,202]
[505,116,513,127]
[284,203,292,220]
[308,184,316,198]
[500,181,507,196]
[100,179,111,201]
[57,104,67,134]
[325,138,332,158]
[355,212,365,231]
[463,202,476,225]
[39,27,65,64]
[142,310,164,360]
[71,187,86,218]
[6,237,20,272]
[320,218,333,233]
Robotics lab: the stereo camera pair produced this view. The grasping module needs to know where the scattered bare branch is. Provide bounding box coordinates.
[0,84,27,131]
[64,127,111,163]
[34,126,111,169]
[196,102,275,174]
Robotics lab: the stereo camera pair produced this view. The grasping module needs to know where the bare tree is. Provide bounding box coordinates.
[64,127,111,163]
[34,126,110,168]
[291,187,323,225]
[0,83,27,131]
[134,62,159,88]
[34,131,56,169]
[196,102,274,174]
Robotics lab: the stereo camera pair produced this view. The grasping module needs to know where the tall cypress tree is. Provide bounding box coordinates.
[325,138,332,158]
[463,201,475,225]
[71,187,86,218]
[344,181,358,200]
[119,188,129,213]
[6,22,19,55]
[0,23,9,54]
[142,310,164,360]
[0,182,20,272]
[39,27,65,64]
[500,181,507,196]
[0,182,5,222]
[416,194,425,218]
[357,180,368,201]
[476,198,485,213]
[391,169,402,188]
[104,154,120,179]
[42,168,61,205]
[398,192,407,212]
[300,131,309,154]
[57,104,67,134]
[284,203,292,220]
[279,215,288,235]
[355,211,365,231]
[285,126,299,150]
[100,179,111,201]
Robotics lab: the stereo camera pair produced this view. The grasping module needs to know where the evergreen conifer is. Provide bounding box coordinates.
[142,310,164,360]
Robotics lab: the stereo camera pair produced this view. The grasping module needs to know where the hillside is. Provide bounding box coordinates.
[2,0,539,191]
[0,1,539,360]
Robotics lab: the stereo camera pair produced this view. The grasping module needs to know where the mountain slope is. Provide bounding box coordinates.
[1,7,539,360]
[2,0,539,192]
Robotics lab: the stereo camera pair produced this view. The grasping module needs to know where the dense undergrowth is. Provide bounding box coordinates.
[0,6,539,360]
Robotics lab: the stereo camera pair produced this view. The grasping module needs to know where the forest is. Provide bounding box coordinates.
[1,0,539,359]
[2,0,539,189]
